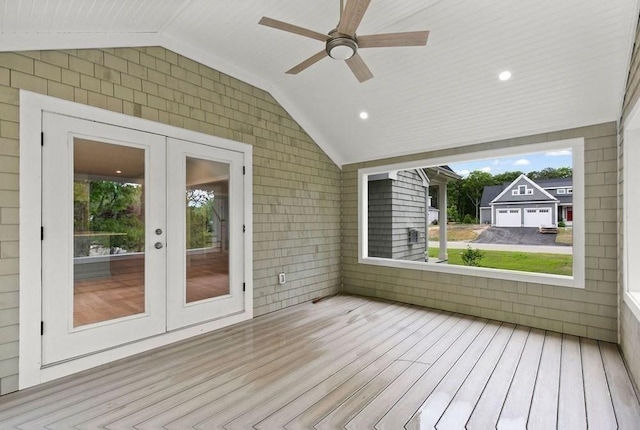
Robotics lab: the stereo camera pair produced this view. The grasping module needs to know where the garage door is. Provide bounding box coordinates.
[495,209,521,227]
[524,208,552,227]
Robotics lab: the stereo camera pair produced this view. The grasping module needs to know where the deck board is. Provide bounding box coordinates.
[0,295,638,430]
[558,334,587,430]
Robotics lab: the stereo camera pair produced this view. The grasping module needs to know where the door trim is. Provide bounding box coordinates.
[19,91,253,389]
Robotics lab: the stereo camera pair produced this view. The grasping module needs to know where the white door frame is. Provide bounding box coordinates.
[19,91,253,389]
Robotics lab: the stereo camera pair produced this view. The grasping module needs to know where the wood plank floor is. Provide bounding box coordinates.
[2,295,639,429]
[74,251,228,326]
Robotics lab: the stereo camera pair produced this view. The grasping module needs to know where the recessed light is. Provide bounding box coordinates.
[360,111,369,120]
[115,170,122,174]
[499,71,512,81]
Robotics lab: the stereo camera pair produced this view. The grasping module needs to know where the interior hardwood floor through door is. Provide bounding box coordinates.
[3,295,639,429]
[73,251,229,326]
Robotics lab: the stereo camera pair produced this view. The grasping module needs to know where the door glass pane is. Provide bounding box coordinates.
[185,157,229,303]
[73,138,146,327]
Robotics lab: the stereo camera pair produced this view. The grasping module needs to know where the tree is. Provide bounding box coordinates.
[461,170,494,222]
[74,180,145,254]
[492,171,524,184]
[527,167,572,180]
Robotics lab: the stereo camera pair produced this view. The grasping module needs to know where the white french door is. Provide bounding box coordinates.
[166,138,245,330]
[41,113,245,365]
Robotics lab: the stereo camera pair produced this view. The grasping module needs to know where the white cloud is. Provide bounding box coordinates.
[546,150,572,156]
[492,160,500,166]
[480,167,492,173]
[513,159,531,166]
[457,169,470,177]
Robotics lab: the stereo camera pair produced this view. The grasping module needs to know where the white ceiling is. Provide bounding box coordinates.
[0,0,637,166]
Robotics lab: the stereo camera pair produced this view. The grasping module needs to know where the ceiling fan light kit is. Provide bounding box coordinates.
[259,0,429,83]
[326,32,357,60]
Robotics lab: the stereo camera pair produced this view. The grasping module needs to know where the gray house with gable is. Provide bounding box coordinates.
[479,174,573,227]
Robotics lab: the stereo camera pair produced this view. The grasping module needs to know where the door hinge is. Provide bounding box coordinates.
[243,224,245,233]
[40,321,44,336]
[41,132,44,146]
[41,226,44,240]
[242,166,245,175]
[243,282,246,292]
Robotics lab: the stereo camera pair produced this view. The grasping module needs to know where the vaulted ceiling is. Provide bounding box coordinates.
[0,0,637,166]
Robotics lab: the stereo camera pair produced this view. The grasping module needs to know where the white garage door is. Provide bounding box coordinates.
[495,209,521,227]
[524,207,552,227]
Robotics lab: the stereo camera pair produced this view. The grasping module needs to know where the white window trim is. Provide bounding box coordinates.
[19,91,254,389]
[558,188,566,194]
[358,138,585,288]
[623,101,640,322]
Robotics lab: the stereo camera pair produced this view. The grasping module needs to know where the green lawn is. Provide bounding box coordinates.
[429,248,573,276]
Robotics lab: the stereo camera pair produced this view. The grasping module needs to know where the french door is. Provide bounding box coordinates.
[166,138,245,329]
[41,113,245,365]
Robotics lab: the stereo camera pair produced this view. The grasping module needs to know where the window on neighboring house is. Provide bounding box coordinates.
[567,188,573,194]
[558,188,566,194]
[358,138,584,288]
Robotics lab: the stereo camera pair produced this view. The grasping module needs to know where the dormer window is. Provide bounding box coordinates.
[558,188,566,195]
[512,184,533,196]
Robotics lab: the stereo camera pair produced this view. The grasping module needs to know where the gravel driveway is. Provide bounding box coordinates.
[473,227,564,246]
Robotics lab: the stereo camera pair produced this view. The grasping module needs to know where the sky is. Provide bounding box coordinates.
[447,149,572,177]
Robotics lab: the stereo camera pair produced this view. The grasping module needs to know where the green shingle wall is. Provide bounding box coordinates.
[0,47,342,394]
[342,123,619,346]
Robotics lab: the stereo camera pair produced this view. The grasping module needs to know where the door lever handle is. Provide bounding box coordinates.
[154,242,164,249]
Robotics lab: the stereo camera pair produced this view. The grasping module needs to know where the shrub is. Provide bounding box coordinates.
[462,214,474,224]
[558,220,566,228]
[461,246,485,266]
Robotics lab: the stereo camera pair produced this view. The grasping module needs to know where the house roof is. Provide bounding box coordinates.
[0,1,636,166]
[491,174,557,204]
[481,176,573,207]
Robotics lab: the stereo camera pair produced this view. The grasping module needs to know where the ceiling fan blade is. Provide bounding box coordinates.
[259,17,328,42]
[345,53,373,82]
[358,31,429,48]
[286,50,328,75]
[337,0,371,36]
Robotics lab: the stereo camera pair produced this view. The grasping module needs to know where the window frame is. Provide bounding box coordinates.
[623,103,640,322]
[357,138,585,288]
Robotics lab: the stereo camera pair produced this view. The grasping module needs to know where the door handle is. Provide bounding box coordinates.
[154,242,164,249]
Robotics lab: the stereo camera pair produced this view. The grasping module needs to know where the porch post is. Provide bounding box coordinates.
[438,183,448,261]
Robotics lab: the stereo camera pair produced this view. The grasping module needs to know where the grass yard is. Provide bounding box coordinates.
[555,227,573,245]
[429,247,573,276]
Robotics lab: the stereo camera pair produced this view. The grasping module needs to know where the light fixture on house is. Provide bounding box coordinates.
[360,111,369,120]
[115,170,122,174]
[499,71,512,81]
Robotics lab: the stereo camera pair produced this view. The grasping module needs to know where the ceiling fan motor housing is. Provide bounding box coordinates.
[326,30,358,60]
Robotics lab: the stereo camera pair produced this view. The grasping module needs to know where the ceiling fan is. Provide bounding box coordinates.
[259,0,429,83]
